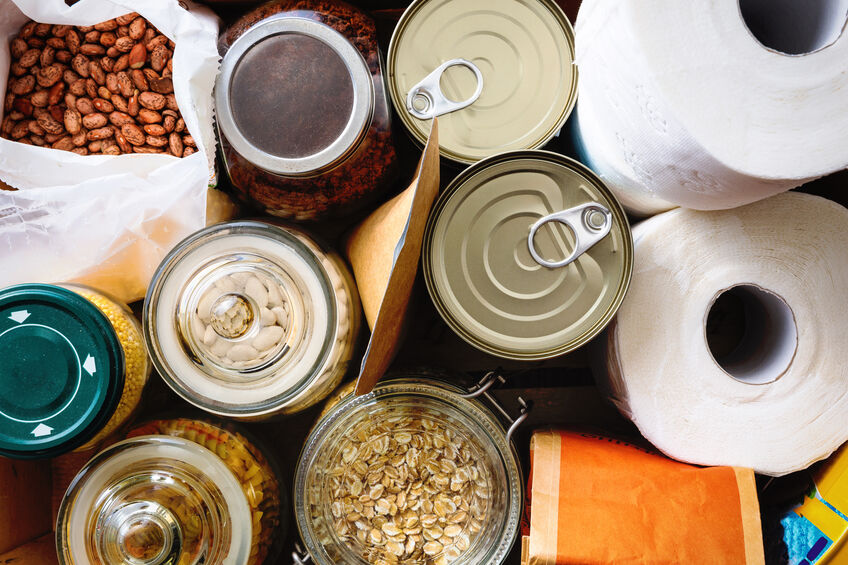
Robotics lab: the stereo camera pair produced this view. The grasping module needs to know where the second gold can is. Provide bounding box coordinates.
[423,151,633,360]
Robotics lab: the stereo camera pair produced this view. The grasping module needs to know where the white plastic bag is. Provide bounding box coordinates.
[0,0,219,302]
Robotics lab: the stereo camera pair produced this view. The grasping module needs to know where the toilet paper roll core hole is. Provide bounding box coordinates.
[739,0,848,55]
[705,284,798,385]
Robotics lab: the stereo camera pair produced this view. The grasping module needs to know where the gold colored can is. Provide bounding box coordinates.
[387,0,577,164]
[423,151,633,360]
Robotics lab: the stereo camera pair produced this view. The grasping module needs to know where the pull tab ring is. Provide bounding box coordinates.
[406,59,483,120]
[528,203,613,269]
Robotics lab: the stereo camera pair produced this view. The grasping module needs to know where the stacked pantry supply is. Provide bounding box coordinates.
[0,0,847,564]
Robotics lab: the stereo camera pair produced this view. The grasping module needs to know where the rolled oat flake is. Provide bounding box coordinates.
[388,0,577,164]
[423,151,633,360]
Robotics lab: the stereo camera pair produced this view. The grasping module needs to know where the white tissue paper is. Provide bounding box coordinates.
[602,192,848,476]
[0,0,219,303]
[573,0,848,215]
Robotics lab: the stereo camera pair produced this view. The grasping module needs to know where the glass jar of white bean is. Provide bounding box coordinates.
[143,220,361,419]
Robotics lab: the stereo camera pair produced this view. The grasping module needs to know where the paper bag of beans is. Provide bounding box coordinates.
[522,430,766,564]
[0,0,219,302]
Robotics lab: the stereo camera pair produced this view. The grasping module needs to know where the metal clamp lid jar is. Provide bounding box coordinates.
[216,0,398,220]
[387,0,577,164]
[0,283,150,459]
[294,371,526,565]
[143,221,360,419]
[423,151,633,360]
[57,418,286,565]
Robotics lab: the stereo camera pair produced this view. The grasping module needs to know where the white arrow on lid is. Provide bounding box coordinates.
[83,355,96,376]
[8,310,30,324]
[32,424,53,437]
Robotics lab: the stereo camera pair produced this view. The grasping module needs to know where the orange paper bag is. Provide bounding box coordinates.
[523,430,765,565]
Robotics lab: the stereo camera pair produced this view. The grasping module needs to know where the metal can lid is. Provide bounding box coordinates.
[144,221,338,418]
[0,284,124,459]
[423,151,633,360]
[388,0,577,164]
[216,17,374,176]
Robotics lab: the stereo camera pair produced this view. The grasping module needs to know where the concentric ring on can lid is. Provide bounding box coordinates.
[423,151,633,360]
[387,0,577,164]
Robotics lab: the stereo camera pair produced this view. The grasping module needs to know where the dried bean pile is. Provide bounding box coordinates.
[2,15,195,156]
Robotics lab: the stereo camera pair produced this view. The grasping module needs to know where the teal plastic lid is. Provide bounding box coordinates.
[0,284,125,459]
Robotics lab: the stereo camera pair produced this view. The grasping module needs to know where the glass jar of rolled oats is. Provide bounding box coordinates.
[294,371,524,565]
[143,220,360,420]
[56,418,285,565]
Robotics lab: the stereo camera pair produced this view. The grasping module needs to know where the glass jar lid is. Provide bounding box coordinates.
[294,376,522,565]
[216,16,374,176]
[57,436,251,565]
[0,284,124,459]
[144,221,337,418]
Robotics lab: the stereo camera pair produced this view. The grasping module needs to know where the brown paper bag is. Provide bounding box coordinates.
[345,121,440,395]
[523,430,765,565]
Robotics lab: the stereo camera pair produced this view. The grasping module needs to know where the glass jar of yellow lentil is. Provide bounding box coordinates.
[56,418,285,565]
[0,283,150,459]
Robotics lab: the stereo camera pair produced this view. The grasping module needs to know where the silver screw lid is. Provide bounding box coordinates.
[216,17,374,176]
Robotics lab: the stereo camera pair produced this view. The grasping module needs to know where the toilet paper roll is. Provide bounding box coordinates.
[573,0,848,215]
[603,192,848,476]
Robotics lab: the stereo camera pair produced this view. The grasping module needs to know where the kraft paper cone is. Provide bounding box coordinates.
[523,430,764,565]
[346,120,440,395]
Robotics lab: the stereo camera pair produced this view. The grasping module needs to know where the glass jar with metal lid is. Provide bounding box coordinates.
[0,283,150,459]
[216,0,398,220]
[423,150,633,360]
[56,417,285,565]
[144,220,360,420]
[294,371,527,565]
[387,0,577,165]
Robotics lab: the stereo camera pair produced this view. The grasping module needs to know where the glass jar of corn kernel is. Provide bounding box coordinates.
[143,220,360,420]
[0,283,150,459]
[56,418,285,565]
[294,371,524,565]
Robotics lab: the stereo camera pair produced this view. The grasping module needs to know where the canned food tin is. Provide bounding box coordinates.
[294,371,524,565]
[387,0,577,164]
[423,151,633,360]
[0,284,150,459]
[143,221,361,419]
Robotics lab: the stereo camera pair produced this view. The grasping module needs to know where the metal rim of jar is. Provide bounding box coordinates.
[143,221,340,419]
[386,0,578,165]
[293,375,523,565]
[421,150,634,360]
[215,16,375,177]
